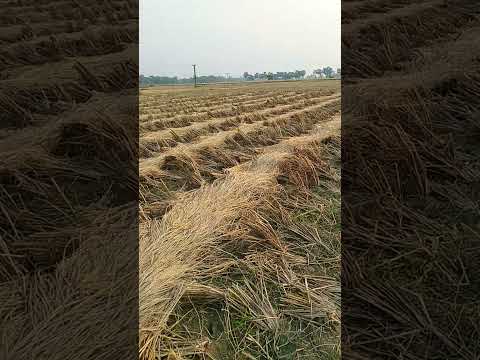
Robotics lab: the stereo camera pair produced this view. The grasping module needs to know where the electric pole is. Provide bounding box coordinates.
[192,64,197,88]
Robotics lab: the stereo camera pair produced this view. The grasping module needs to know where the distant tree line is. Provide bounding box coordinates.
[242,67,340,81]
[140,74,242,86]
[242,70,306,81]
[140,67,341,87]
[312,67,341,79]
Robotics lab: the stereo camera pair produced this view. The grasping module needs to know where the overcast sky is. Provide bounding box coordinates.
[140,0,340,78]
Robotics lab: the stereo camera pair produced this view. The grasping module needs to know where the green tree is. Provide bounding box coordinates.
[295,70,306,79]
[322,66,334,78]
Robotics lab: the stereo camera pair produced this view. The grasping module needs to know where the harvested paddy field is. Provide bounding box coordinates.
[140,80,341,359]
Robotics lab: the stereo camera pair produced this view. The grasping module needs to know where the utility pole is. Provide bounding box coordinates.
[192,64,197,88]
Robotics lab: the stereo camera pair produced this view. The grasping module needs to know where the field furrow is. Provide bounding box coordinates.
[139,93,336,134]
[139,94,339,155]
[140,97,340,195]
[139,91,311,119]
[139,90,300,113]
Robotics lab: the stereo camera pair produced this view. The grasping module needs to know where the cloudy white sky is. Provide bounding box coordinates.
[140,0,340,78]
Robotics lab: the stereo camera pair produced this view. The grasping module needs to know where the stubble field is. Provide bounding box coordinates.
[139,80,342,359]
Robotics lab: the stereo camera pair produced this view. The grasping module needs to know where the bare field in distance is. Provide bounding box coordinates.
[139,80,341,359]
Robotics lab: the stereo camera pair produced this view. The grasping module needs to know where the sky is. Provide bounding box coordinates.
[140,0,340,78]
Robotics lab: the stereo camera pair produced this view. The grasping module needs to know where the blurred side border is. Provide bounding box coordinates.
[342,1,480,358]
[0,1,139,359]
